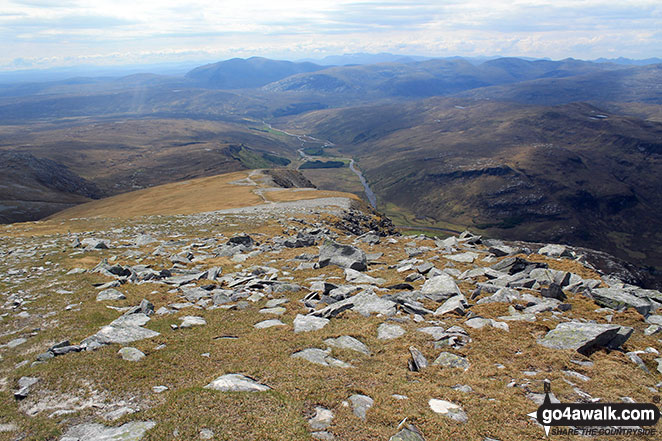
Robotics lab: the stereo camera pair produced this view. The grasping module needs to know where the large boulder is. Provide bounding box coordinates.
[318,240,367,271]
[591,288,652,316]
[421,274,461,301]
[539,322,629,355]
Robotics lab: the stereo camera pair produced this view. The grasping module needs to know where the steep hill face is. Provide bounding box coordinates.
[0,151,102,223]
[284,100,662,277]
[1,178,661,440]
[186,57,325,89]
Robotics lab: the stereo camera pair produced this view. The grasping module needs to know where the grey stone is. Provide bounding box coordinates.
[428,399,468,423]
[465,317,509,331]
[539,244,571,258]
[350,292,397,316]
[417,326,446,340]
[377,323,406,340]
[294,314,329,333]
[390,425,426,441]
[446,252,478,263]
[199,428,214,440]
[103,406,135,421]
[14,376,38,399]
[349,394,373,420]
[7,337,27,348]
[606,326,634,349]
[408,346,428,371]
[310,301,355,319]
[591,288,652,316]
[432,352,470,370]
[539,322,623,354]
[180,316,206,328]
[259,307,287,315]
[265,298,289,308]
[291,348,351,368]
[541,283,566,301]
[434,295,467,316]
[118,347,145,361]
[421,274,462,301]
[81,238,109,250]
[324,336,371,355]
[254,319,286,329]
[345,268,385,285]
[309,407,334,430]
[204,374,270,392]
[319,241,367,271]
[96,288,126,302]
[60,421,155,441]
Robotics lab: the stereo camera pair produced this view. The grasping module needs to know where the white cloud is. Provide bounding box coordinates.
[0,0,660,70]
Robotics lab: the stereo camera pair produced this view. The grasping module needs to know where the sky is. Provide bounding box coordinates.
[0,0,660,71]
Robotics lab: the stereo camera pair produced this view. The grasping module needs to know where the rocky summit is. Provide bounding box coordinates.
[0,183,661,441]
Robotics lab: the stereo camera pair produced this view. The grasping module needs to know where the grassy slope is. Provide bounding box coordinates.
[45,170,358,222]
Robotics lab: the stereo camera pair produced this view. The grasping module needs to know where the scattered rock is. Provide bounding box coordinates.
[319,240,368,271]
[60,421,155,441]
[118,347,146,361]
[377,323,406,340]
[432,352,470,370]
[204,374,270,392]
[590,288,652,316]
[14,376,38,399]
[180,316,207,328]
[541,283,567,301]
[294,314,329,333]
[291,348,351,368]
[421,274,462,301]
[389,424,426,441]
[324,336,371,355]
[96,288,126,301]
[434,295,467,316]
[349,394,373,420]
[309,407,334,430]
[408,346,428,371]
[539,322,627,354]
[428,399,468,423]
[254,319,287,329]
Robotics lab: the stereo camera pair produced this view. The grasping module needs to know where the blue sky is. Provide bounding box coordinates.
[0,0,660,70]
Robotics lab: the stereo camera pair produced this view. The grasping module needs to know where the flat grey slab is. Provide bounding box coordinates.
[378,323,405,340]
[293,314,329,333]
[324,336,371,355]
[349,394,373,420]
[291,348,352,368]
[60,421,155,441]
[204,374,270,392]
[539,322,622,354]
[254,319,286,329]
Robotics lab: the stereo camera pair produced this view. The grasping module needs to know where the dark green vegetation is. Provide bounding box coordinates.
[1,55,661,284]
[299,160,345,169]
